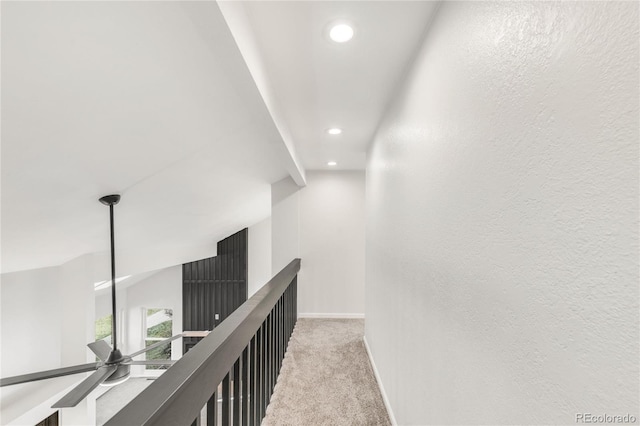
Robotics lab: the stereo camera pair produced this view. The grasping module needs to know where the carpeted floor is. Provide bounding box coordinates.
[263,318,390,426]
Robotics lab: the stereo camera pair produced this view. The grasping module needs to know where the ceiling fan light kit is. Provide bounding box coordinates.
[0,194,183,408]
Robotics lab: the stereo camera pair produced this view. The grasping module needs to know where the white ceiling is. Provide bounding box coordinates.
[220,1,440,170]
[1,1,438,274]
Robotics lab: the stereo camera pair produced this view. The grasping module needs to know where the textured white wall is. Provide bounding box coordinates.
[299,171,365,316]
[248,217,272,297]
[365,2,639,425]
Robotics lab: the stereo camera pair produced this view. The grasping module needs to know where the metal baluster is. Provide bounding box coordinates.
[242,346,249,426]
[262,318,268,419]
[222,373,231,426]
[233,358,240,426]
[249,335,257,426]
[207,391,217,426]
[259,323,266,421]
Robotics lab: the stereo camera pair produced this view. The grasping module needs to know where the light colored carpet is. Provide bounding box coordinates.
[263,318,391,426]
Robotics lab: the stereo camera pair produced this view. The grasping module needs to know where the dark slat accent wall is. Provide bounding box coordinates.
[183,229,248,353]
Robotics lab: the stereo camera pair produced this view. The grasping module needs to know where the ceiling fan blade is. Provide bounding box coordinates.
[52,364,118,408]
[128,333,183,358]
[0,362,100,387]
[87,340,113,361]
[129,360,175,366]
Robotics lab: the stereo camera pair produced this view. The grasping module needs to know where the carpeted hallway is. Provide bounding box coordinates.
[263,318,390,426]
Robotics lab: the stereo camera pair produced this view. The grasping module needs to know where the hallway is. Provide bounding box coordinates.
[263,319,390,426]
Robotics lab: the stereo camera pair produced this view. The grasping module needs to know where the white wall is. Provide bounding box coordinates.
[1,257,96,426]
[271,177,300,275]
[271,172,366,316]
[248,217,272,297]
[1,266,65,425]
[366,2,639,425]
[298,171,365,316]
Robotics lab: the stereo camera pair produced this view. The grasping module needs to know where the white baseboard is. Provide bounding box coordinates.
[298,313,365,319]
[363,336,397,426]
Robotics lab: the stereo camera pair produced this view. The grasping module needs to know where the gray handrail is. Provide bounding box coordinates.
[105,258,301,426]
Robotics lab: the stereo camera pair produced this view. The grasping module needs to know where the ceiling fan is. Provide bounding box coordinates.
[0,194,183,408]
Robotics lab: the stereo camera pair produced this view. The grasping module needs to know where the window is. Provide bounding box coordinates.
[95,314,112,345]
[144,308,173,370]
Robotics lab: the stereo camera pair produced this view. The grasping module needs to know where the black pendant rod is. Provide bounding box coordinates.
[109,202,118,351]
[99,194,121,352]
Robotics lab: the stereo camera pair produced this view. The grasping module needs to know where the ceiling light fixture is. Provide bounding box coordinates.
[327,128,342,135]
[327,161,337,166]
[329,24,354,43]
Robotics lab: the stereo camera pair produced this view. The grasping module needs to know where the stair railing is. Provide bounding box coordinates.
[105,258,300,426]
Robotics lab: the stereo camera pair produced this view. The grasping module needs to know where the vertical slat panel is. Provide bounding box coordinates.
[205,281,212,331]
[183,230,248,344]
[236,232,241,304]
[183,279,191,331]
[236,233,241,310]
[222,273,228,322]
[196,263,201,329]
[219,255,225,320]
[200,281,205,330]
[215,260,222,328]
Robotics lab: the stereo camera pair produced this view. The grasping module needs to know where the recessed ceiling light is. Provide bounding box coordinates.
[329,24,354,43]
[327,161,337,166]
[327,128,342,135]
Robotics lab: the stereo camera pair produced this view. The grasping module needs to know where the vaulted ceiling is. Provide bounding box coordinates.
[1,1,439,274]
